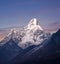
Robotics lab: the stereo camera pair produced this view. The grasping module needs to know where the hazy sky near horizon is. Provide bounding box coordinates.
[0,0,60,31]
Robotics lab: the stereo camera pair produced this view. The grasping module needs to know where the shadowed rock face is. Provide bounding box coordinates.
[0,39,23,64]
[52,29,60,45]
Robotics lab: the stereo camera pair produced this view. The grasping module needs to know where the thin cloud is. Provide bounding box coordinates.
[49,22,60,27]
[45,21,60,33]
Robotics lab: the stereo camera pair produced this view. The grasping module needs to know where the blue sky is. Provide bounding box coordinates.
[0,0,60,31]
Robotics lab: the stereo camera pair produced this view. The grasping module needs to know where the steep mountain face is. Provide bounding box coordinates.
[18,18,44,48]
[0,18,50,49]
[0,39,23,64]
[26,18,43,31]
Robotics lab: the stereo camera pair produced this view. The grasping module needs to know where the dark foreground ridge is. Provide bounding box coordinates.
[0,29,60,64]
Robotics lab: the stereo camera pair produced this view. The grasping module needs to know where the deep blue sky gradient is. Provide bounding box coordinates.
[0,0,60,31]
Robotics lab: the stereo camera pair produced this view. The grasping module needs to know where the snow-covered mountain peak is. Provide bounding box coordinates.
[0,18,50,49]
[27,18,43,31]
[28,18,38,25]
[7,28,18,36]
